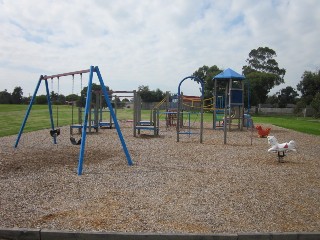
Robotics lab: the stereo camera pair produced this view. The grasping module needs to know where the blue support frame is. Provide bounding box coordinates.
[77,66,133,175]
[14,76,56,147]
[77,66,94,175]
[95,67,133,164]
[14,66,133,175]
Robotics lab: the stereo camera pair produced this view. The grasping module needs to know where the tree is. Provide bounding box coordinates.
[266,94,279,107]
[11,86,23,104]
[245,71,274,105]
[0,89,12,104]
[22,96,31,104]
[57,94,66,105]
[49,91,65,105]
[122,98,130,103]
[137,85,165,102]
[310,92,320,118]
[297,70,320,105]
[153,88,165,102]
[192,65,222,98]
[243,47,286,105]
[114,96,123,108]
[35,95,48,104]
[122,98,131,108]
[50,91,59,103]
[80,83,110,107]
[277,86,298,108]
[66,94,80,102]
[138,85,152,102]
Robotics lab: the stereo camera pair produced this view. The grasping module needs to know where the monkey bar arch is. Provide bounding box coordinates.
[176,76,204,143]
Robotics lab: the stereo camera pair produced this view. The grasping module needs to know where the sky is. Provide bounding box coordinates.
[0,0,319,98]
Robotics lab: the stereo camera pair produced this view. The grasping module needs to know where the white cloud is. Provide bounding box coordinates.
[0,0,319,97]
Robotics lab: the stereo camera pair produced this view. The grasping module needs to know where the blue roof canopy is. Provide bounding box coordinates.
[213,68,245,80]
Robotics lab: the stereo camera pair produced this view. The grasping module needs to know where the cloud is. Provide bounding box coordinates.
[0,0,319,97]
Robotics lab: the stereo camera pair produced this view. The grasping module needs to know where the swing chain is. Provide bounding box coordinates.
[72,74,75,95]
[80,73,83,95]
[70,74,82,146]
[56,77,60,127]
[51,78,54,98]
[49,77,60,138]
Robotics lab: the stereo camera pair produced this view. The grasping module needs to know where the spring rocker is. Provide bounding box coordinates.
[267,136,296,162]
[256,125,271,138]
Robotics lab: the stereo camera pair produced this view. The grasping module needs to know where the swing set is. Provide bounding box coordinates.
[14,66,133,175]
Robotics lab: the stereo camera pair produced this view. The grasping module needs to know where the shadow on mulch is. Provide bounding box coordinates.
[0,147,123,175]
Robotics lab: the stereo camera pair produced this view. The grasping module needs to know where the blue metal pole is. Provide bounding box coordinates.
[177,80,183,139]
[95,66,133,166]
[247,78,251,114]
[77,66,94,175]
[14,76,43,148]
[44,79,57,144]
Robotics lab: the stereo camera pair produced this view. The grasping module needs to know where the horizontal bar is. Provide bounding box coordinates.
[135,126,158,130]
[70,124,98,129]
[42,69,91,80]
[111,91,135,94]
[93,90,134,95]
[113,95,133,98]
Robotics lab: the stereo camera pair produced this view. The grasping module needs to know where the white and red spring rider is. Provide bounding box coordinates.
[267,136,296,162]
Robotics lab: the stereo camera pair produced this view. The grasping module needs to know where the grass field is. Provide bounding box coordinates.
[253,115,320,136]
[0,104,319,137]
[0,104,146,137]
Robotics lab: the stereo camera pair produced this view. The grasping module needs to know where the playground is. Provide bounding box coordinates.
[1,121,320,234]
[1,66,319,235]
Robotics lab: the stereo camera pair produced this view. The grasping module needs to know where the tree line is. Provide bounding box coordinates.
[0,83,129,108]
[0,87,25,104]
[1,46,319,117]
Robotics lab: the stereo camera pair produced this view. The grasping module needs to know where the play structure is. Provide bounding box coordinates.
[133,91,159,136]
[14,66,133,175]
[96,90,124,129]
[267,136,296,162]
[129,69,250,145]
[96,89,135,130]
[212,68,246,144]
[69,92,118,140]
[176,76,204,143]
[256,125,271,138]
[153,91,178,129]
[70,105,99,140]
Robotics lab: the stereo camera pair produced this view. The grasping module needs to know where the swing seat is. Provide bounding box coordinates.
[50,128,60,137]
[70,137,81,145]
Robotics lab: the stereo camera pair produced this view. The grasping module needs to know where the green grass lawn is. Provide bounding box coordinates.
[1,104,319,137]
[252,115,320,136]
[1,104,50,137]
[0,104,140,137]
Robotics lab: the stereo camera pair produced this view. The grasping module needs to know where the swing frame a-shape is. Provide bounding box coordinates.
[14,66,133,175]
